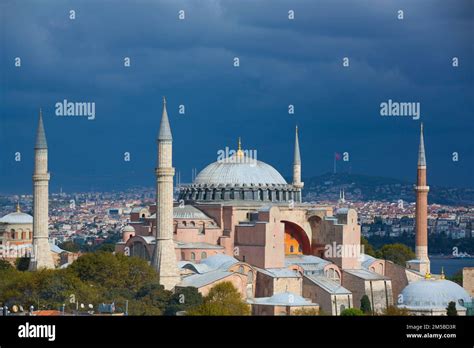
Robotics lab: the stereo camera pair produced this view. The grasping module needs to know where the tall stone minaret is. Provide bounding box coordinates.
[151,97,180,290]
[29,109,54,271]
[292,126,304,202]
[407,123,430,275]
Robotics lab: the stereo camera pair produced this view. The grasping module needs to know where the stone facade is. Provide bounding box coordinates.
[463,267,474,297]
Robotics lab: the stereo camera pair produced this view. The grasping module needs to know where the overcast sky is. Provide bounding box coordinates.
[1,0,473,194]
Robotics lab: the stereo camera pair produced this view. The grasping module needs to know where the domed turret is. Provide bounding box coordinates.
[122,225,135,242]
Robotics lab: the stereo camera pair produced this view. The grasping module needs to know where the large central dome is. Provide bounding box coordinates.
[179,139,302,204]
[194,155,287,186]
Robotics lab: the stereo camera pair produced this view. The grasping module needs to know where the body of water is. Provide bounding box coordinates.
[429,256,474,276]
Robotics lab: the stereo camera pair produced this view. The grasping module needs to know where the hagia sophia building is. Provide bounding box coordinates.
[1,102,472,316]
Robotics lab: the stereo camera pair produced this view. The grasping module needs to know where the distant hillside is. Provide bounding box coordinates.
[299,173,474,206]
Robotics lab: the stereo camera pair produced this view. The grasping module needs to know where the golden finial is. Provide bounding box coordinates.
[16,202,21,212]
[237,137,244,157]
[424,272,431,279]
[440,267,445,280]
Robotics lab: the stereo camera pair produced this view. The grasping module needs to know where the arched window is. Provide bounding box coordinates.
[141,214,145,218]
[10,230,15,239]
[290,245,294,253]
[258,189,263,201]
[239,265,244,274]
[191,252,196,260]
[201,252,207,260]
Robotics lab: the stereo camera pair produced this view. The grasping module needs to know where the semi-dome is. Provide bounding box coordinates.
[173,205,212,220]
[179,139,303,204]
[194,155,287,186]
[399,278,471,310]
[0,211,33,224]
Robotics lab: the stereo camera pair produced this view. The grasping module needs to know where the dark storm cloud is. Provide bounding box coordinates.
[0,0,473,193]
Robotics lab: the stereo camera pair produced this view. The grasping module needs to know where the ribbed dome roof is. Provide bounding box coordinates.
[0,212,33,224]
[195,154,287,186]
[173,205,212,220]
[399,279,471,309]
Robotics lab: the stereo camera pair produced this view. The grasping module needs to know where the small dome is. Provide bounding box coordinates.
[122,225,135,233]
[399,279,471,310]
[0,212,33,224]
[173,205,212,220]
[195,153,287,186]
[200,254,238,270]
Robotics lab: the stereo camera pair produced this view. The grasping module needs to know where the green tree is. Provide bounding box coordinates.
[15,257,30,271]
[376,243,415,266]
[382,305,410,316]
[187,282,250,316]
[446,301,458,316]
[340,308,364,316]
[95,243,115,253]
[59,241,80,253]
[68,252,159,295]
[135,283,172,314]
[164,287,203,315]
[292,307,319,316]
[360,295,372,314]
[448,270,462,286]
[361,237,376,257]
[0,259,13,271]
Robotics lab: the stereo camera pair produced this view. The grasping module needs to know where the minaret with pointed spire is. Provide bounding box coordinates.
[292,126,304,202]
[29,109,54,270]
[407,123,430,275]
[151,97,180,290]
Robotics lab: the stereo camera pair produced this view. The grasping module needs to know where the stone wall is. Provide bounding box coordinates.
[463,267,474,297]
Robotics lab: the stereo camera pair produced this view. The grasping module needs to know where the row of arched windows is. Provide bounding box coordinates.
[180,187,299,202]
[289,245,303,253]
[189,251,207,260]
[8,230,32,240]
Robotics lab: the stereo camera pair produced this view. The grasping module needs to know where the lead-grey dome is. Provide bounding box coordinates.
[399,279,471,310]
[195,155,287,186]
[179,150,302,203]
[0,212,33,224]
